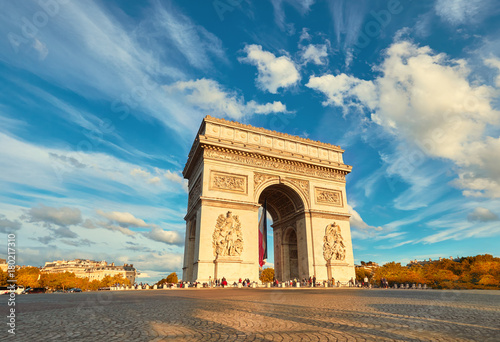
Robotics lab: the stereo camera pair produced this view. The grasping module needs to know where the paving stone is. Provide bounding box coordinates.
[1,288,499,341]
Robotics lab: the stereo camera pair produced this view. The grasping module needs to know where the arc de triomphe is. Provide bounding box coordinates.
[182,116,355,283]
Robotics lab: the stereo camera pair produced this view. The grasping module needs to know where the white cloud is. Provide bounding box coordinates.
[467,207,499,222]
[143,227,183,245]
[131,252,184,273]
[434,0,488,25]
[96,210,148,228]
[299,28,311,42]
[148,176,161,184]
[0,133,189,207]
[92,210,183,245]
[163,170,187,191]
[418,219,500,244]
[485,57,500,87]
[23,204,82,227]
[131,168,150,178]
[301,44,328,65]
[308,40,500,198]
[306,74,377,111]
[348,204,382,231]
[165,78,290,118]
[246,100,289,114]
[98,222,136,236]
[131,168,183,188]
[239,45,300,94]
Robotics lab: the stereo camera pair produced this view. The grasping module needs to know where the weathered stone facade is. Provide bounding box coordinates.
[182,116,355,283]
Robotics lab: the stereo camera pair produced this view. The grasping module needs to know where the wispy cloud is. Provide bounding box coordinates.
[151,1,228,70]
[0,1,227,136]
[270,0,315,34]
[0,133,189,210]
[328,0,367,61]
[434,0,497,25]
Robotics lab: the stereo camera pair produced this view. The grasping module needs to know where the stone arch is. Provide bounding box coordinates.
[182,116,354,284]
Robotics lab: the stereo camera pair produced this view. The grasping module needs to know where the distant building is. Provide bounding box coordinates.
[355,261,379,270]
[407,256,460,267]
[42,259,137,284]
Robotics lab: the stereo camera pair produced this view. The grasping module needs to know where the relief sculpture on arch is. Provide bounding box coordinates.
[212,211,244,258]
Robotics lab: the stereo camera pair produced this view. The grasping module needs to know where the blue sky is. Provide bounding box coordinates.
[1,0,499,283]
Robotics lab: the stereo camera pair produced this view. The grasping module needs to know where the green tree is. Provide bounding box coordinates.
[260,268,274,283]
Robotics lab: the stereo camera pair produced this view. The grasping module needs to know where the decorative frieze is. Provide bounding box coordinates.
[212,211,244,257]
[315,187,343,206]
[323,222,346,262]
[210,171,247,194]
[204,146,346,181]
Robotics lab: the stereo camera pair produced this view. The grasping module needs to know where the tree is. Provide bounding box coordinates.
[0,269,8,286]
[355,267,371,282]
[16,267,41,288]
[109,274,130,286]
[260,268,274,283]
[39,271,80,290]
[156,272,178,286]
[166,272,178,284]
[99,275,114,287]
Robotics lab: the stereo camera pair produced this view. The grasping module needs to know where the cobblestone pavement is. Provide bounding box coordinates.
[2,288,499,341]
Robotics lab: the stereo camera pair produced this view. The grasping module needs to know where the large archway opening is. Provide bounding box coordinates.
[258,184,306,281]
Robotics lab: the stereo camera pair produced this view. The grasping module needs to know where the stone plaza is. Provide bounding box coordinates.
[4,288,499,341]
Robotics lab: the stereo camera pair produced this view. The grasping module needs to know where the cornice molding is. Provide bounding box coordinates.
[203,144,349,181]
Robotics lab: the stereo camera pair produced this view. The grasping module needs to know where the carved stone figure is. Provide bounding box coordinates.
[323,222,346,261]
[213,211,244,257]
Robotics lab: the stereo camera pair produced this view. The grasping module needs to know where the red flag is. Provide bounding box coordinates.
[258,199,267,267]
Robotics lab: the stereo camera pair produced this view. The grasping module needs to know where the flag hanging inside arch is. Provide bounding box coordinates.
[258,199,267,267]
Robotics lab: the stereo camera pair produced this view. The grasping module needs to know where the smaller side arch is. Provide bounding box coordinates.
[282,226,299,281]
